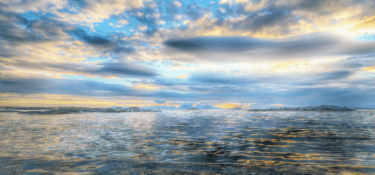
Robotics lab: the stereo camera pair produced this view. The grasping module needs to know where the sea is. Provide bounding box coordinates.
[1,110,375,174]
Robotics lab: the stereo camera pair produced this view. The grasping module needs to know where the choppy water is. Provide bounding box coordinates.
[1,110,375,174]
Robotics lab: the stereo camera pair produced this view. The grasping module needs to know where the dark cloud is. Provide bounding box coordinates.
[298,0,332,11]
[188,73,258,85]
[94,62,158,77]
[69,0,88,8]
[184,3,206,21]
[296,0,373,13]
[187,69,357,89]
[28,20,68,39]
[0,60,158,78]
[0,0,374,109]
[150,69,358,95]
[0,78,134,96]
[164,33,375,61]
[0,11,56,59]
[3,73,370,108]
[0,45,15,58]
[234,10,292,33]
[165,37,270,52]
[188,86,239,92]
[166,0,181,16]
[70,28,117,47]
[0,10,44,44]
[83,35,112,45]
[209,0,375,40]
[125,3,163,35]
[214,4,237,24]
[341,54,375,69]
[317,71,353,81]
[0,10,137,60]
[143,84,375,108]
[69,28,135,54]
[343,43,375,55]
[152,77,189,87]
[0,9,75,45]
[0,16,134,54]
[45,61,158,77]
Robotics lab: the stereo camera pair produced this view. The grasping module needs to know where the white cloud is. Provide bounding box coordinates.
[173,1,182,8]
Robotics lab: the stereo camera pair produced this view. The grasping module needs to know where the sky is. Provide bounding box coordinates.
[0,0,375,109]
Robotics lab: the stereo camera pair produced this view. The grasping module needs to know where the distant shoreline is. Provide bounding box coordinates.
[0,106,160,115]
[1,105,373,114]
[248,105,353,112]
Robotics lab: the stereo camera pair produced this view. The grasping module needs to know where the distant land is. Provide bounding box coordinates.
[248,105,353,112]
[0,106,160,115]
[0,105,365,115]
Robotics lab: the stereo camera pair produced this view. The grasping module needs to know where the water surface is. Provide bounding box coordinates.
[1,110,375,174]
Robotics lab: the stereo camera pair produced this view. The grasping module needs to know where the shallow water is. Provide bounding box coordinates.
[1,110,375,174]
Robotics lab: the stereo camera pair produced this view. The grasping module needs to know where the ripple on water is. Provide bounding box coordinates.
[0,110,375,174]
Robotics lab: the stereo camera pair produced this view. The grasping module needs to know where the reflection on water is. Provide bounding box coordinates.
[1,110,375,174]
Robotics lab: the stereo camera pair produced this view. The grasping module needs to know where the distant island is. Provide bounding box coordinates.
[0,105,356,114]
[249,105,353,112]
[0,106,160,115]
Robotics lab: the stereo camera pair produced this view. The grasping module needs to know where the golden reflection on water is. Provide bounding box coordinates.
[1,110,375,174]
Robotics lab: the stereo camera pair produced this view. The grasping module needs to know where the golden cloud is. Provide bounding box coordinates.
[213,103,242,109]
[0,93,176,108]
[132,83,160,90]
[363,66,375,72]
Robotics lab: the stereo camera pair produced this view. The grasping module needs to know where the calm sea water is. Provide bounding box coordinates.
[1,110,375,174]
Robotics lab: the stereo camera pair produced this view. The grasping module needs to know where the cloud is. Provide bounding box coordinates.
[0,11,154,78]
[1,0,375,109]
[178,102,214,109]
[133,83,159,90]
[155,99,166,103]
[164,36,270,52]
[0,0,150,29]
[316,71,353,81]
[68,28,134,53]
[270,104,284,107]
[95,62,157,77]
[363,66,375,72]
[77,0,145,22]
[188,86,241,93]
[1,60,158,79]
[0,93,168,108]
[213,103,242,109]
[233,9,293,33]
[184,3,206,21]
[164,33,375,61]
[140,0,375,40]
[71,28,112,45]
[188,73,259,85]
[0,0,66,14]
[0,78,134,96]
[0,10,44,44]
[0,11,95,59]
[173,1,182,8]
[46,61,158,77]
[294,0,374,13]
[70,0,88,8]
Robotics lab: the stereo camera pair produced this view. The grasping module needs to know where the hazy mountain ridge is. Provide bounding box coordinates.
[249,105,353,111]
[0,106,160,115]
[0,105,356,114]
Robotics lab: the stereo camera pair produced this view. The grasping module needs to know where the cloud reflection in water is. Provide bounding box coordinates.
[0,110,375,174]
